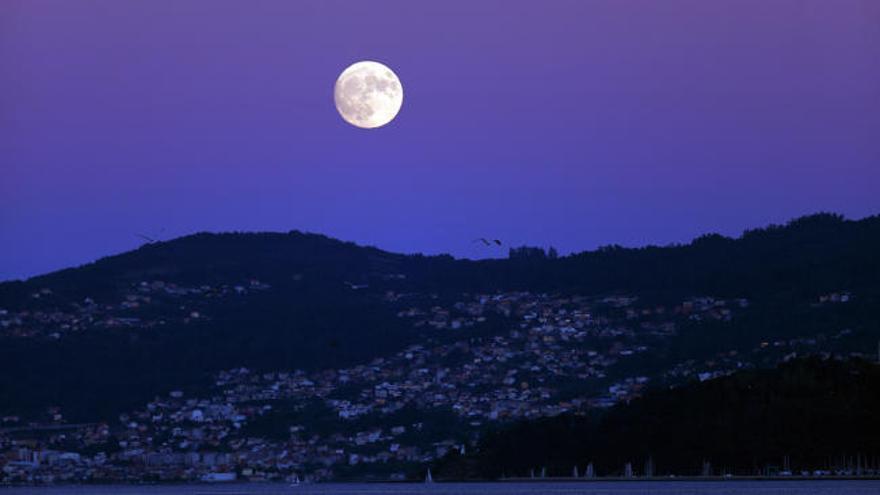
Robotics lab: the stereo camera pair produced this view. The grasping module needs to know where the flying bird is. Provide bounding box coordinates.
[136,233,157,244]
[473,238,503,247]
[135,229,166,244]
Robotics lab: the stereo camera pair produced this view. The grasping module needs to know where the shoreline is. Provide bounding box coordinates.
[4,477,880,488]
[498,476,880,482]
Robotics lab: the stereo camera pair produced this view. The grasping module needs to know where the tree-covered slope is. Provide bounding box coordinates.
[1,213,878,422]
[435,357,880,479]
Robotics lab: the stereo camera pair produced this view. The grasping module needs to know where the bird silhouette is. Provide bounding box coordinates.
[135,228,166,244]
[473,238,503,247]
[136,233,157,244]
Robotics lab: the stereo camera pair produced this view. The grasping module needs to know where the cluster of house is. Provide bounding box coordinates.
[19,287,875,483]
[0,279,271,339]
[2,290,777,484]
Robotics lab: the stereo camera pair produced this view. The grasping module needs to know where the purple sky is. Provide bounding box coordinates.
[2,0,878,280]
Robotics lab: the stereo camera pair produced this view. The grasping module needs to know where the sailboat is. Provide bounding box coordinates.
[425,468,434,483]
[288,473,301,487]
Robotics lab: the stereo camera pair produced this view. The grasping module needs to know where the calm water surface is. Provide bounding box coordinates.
[2,481,880,495]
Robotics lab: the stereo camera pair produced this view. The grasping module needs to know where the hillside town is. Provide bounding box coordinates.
[1,285,868,484]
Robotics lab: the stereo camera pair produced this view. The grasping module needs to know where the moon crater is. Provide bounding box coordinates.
[334,61,403,129]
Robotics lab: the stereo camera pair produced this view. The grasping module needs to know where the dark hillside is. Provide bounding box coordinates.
[435,358,880,479]
[1,213,878,421]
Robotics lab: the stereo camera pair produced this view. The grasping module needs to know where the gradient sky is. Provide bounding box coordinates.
[2,0,878,280]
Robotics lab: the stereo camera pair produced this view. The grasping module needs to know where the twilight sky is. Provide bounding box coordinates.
[1,0,878,280]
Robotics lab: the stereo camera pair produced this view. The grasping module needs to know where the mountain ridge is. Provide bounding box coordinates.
[4,212,879,302]
[1,211,878,421]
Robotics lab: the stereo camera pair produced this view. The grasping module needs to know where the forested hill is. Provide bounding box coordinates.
[433,357,880,479]
[410,212,880,299]
[0,231,403,304]
[0,212,877,421]
[2,212,879,301]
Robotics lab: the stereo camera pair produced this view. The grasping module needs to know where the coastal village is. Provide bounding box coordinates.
[0,281,867,484]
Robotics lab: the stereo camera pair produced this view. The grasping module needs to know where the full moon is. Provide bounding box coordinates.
[334,61,403,129]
